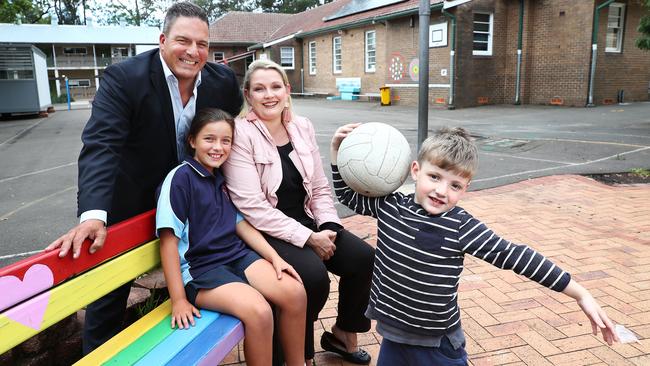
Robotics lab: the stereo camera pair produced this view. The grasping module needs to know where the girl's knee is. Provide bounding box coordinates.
[242,299,273,327]
[279,281,307,312]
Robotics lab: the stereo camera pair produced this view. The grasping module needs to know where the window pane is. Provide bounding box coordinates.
[474,23,490,32]
[474,33,489,42]
[606,29,619,49]
[473,42,488,51]
[474,13,490,22]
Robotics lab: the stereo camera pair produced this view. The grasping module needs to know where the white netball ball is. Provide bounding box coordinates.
[337,122,412,197]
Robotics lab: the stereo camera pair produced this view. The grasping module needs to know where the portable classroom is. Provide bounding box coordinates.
[0,44,52,115]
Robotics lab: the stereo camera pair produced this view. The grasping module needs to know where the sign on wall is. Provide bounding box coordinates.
[429,22,448,48]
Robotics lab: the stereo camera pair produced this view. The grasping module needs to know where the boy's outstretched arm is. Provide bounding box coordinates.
[562,279,619,345]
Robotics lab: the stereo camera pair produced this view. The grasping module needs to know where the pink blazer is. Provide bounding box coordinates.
[222,111,341,247]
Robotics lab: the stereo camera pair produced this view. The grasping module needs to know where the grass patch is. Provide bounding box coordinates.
[631,168,650,178]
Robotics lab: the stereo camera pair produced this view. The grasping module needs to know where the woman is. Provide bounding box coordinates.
[222,59,374,365]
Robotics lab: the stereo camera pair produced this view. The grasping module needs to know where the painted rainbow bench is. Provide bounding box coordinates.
[0,210,244,365]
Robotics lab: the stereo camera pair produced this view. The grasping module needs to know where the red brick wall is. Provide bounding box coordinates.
[594,0,650,104]
[301,24,388,96]
[383,15,451,106]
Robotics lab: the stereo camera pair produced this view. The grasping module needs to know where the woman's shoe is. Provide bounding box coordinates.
[320,331,371,365]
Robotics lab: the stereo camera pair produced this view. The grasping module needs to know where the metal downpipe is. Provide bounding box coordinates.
[588,0,616,107]
[442,9,457,109]
[417,0,431,150]
[514,0,524,105]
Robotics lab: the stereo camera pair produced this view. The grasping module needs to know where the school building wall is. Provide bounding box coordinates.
[593,0,650,104]
[301,24,388,96]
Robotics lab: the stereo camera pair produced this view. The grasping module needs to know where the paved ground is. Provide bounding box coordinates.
[1,100,649,267]
[222,175,650,366]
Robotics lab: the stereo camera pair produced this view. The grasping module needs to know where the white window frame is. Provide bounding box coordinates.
[280,47,295,69]
[63,47,87,55]
[213,52,225,62]
[365,30,376,73]
[309,41,317,75]
[606,3,625,53]
[68,79,91,87]
[333,36,342,74]
[472,12,493,56]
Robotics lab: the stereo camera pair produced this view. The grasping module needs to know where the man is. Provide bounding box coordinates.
[46,2,242,354]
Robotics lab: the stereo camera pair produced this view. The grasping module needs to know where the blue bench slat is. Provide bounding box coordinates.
[133,310,220,366]
[166,314,243,366]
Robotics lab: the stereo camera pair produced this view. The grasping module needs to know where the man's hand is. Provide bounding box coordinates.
[306,230,337,261]
[45,219,107,259]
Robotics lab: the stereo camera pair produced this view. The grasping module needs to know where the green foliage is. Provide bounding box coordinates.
[257,0,333,13]
[637,0,650,50]
[135,286,169,318]
[194,0,256,22]
[53,0,83,24]
[631,168,650,178]
[100,0,163,27]
[51,93,74,103]
[0,0,51,24]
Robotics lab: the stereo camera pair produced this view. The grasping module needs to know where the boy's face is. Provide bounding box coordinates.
[410,160,470,215]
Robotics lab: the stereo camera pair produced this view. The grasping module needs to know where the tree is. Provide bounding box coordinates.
[637,0,650,50]
[101,0,164,27]
[53,0,83,24]
[193,0,256,22]
[0,0,51,24]
[257,0,333,14]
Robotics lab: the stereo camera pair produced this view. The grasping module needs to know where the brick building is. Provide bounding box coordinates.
[246,0,650,108]
[209,12,293,83]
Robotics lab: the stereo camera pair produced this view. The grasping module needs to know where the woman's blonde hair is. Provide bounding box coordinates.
[239,59,293,117]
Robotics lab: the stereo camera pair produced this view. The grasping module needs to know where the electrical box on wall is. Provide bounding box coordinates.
[429,22,448,48]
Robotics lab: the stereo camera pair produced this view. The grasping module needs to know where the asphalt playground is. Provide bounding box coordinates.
[1,99,649,267]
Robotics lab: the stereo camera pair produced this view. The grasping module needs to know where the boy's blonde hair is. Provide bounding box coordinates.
[239,59,293,117]
[417,127,478,179]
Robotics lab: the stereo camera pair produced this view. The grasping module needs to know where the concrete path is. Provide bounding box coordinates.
[222,175,650,365]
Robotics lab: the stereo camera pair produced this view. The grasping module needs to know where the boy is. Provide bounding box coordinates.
[330,125,618,365]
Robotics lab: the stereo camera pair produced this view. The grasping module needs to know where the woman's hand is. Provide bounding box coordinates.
[270,255,303,284]
[330,123,362,164]
[171,298,201,329]
[306,230,337,260]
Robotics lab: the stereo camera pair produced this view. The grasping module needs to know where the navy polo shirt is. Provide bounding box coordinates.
[156,158,249,285]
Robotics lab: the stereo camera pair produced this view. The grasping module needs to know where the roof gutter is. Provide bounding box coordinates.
[298,3,444,38]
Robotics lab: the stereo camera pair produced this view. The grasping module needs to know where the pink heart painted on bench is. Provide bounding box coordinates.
[0,264,53,329]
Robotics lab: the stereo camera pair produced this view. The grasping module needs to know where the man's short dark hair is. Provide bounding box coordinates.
[162,2,209,35]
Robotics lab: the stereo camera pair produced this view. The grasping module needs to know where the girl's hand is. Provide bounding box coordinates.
[576,293,619,345]
[171,299,201,329]
[271,256,303,284]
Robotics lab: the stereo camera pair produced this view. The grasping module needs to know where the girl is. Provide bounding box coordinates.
[156,108,307,366]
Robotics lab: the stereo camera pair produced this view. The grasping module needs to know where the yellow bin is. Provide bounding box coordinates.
[380,86,391,106]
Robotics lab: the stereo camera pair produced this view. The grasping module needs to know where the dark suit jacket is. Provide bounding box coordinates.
[77,49,243,225]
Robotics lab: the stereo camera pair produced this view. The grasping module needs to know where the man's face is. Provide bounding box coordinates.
[159,16,209,84]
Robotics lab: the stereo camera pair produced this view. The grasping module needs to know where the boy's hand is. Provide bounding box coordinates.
[576,294,618,345]
[270,255,303,284]
[171,299,201,329]
[563,279,619,345]
[330,123,362,164]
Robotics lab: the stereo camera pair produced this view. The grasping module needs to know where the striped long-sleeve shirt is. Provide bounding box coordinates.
[332,165,571,337]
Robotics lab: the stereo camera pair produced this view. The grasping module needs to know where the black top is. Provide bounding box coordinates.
[275,142,314,227]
